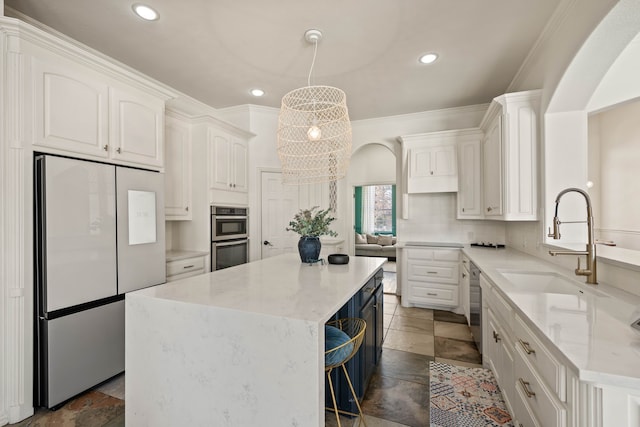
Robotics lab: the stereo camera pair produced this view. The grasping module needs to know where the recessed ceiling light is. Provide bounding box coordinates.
[250,89,265,97]
[132,4,159,21]
[419,53,439,64]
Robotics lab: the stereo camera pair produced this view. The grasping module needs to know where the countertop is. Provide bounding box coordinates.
[397,241,465,248]
[464,246,640,389]
[133,253,385,323]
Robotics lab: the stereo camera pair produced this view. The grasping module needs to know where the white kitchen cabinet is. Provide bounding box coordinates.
[165,252,206,282]
[459,255,471,324]
[399,131,459,193]
[481,274,568,427]
[400,247,460,309]
[457,131,484,219]
[480,90,540,220]
[165,115,192,220]
[31,56,110,159]
[481,276,516,417]
[29,46,169,170]
[208,128,248,193]
[109,85,164,168]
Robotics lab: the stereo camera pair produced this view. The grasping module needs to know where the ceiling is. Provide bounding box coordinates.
[5,0,560,120]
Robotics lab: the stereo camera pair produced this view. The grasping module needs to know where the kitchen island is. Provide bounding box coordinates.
[125,253,385,426]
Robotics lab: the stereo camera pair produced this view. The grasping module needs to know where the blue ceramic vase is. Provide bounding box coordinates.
[298,236,321,263]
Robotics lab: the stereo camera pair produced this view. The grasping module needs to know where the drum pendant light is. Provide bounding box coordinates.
[277,29,352,185]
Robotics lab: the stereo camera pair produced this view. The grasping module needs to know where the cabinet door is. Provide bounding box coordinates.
[231,139,248,192]
[374,285,384,362]
[360,295,377,392]
[407,144,458,193]
[457,138,483,218]
[32,57,109,158]
[483,114,503,217]
[109,86,164,168]
[209,132,231,190]
[165,116,192,220]
[460,265,470,325]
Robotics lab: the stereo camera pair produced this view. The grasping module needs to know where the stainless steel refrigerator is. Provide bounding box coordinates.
[34,154,166,408]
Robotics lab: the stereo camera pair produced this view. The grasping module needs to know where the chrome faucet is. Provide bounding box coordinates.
[547,188,598,285]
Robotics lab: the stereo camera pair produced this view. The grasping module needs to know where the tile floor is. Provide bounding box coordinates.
[325,294,482,427]
[11,275,482,427]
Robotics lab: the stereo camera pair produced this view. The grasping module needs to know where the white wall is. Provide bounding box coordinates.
[505,0,640,296]
[349,143,396,185]
[589,101,640,250]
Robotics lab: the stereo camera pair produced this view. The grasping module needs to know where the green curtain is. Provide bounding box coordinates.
[354,186,363,234]
[354,185,396,235]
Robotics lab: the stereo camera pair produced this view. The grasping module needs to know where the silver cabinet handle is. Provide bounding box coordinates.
[487,207,493,212]
[519,339,536,355]
[462,272,467,278]
[427,271,438,274]
[183,265,194,269]
[185,206,189,212]
[519,378,536,398]
[493,330,501,342]
[427,292,437,296]
[116,147,122,154]
[103,144,109,151]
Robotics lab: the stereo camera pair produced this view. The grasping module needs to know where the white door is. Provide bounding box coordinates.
[261,171,299,259]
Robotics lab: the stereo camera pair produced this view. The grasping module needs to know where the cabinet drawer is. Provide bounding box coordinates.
[406,248,460,262]
[513,377,542,427]
[515,346,567,427]
[408,282,458,307]
[407,262,459,284]
[166,256,205,277]
[433,249,460,262]
[514,315,566,401]
[490,287,513,326]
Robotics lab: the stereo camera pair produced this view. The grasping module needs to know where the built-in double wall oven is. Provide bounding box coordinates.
[211,206,249,271]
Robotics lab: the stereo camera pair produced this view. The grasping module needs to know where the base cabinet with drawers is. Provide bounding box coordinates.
[399,246,460,310]
[165,251,207,282]
[481,274,571,427]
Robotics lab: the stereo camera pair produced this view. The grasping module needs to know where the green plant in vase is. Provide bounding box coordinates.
[287,206,337,262]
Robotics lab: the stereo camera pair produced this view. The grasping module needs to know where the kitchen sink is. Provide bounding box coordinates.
[496,270,608,297]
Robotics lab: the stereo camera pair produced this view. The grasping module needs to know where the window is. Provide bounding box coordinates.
[355,185,396,235]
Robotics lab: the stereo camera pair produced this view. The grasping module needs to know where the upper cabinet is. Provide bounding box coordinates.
[208,128,248,193]
[399,132,459,193]
[480,90,540,221]
[456,130,484,219]
[165,114,192,220]
[24,29,175,170]
[31,56,110,159]
[109,86,164,168]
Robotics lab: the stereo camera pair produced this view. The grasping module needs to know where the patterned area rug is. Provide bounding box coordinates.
[430,361,513,426]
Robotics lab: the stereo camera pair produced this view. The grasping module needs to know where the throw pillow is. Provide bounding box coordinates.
[354,232,367,244]
[366,234,378,244]
[378,235,393,246]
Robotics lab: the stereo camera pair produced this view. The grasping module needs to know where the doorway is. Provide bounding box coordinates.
[260,171,299,259]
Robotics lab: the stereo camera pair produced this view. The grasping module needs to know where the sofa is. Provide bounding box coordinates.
[354,233,397,260]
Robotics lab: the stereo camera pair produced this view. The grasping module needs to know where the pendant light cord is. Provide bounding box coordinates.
[307,38,318,87]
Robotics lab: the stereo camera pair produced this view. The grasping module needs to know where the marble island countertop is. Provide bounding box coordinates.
[138,253,384,323]
[464,247,640,389]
